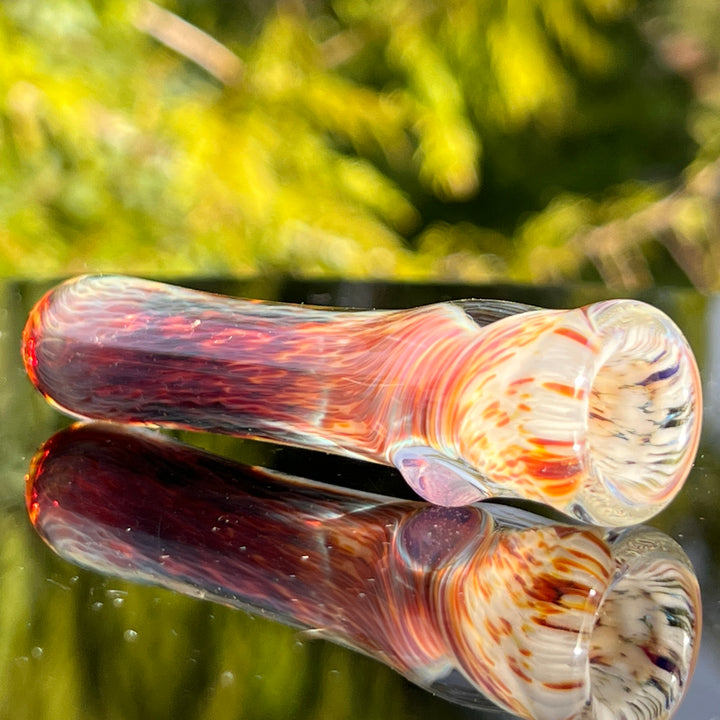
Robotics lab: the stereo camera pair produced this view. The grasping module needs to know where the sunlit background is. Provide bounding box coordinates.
[3,2,720,719]
[2,0,720,288]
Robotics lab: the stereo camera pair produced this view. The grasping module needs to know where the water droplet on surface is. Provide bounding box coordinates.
[219,671,235,688]
[31,647,43,659]
[124,629,138,643]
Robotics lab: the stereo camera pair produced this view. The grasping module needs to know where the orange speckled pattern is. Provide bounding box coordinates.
[22,275,702,526]
[25,424,701,720]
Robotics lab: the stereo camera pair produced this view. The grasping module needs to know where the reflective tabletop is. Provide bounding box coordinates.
[1,277,718,720]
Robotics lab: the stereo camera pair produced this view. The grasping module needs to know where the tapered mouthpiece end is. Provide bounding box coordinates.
[574,300,702,526]
[403,299,701,526]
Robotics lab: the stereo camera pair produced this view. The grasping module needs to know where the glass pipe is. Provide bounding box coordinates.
[22,275,702,526]
[26,423,700,720]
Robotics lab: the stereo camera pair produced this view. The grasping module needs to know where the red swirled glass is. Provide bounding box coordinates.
[22,275,702,526]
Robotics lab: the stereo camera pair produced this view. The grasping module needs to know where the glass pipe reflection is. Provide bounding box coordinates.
[26,424,700,720]
[22,275,702,526]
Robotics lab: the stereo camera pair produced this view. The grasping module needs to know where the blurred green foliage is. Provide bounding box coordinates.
[2,0,720,287]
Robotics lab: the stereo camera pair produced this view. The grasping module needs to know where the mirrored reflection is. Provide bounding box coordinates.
[26,423,701,720]
[23,275,702,527]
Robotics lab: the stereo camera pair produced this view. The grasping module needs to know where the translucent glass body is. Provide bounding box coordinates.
[22,275,702,525]
[26,423,700,720]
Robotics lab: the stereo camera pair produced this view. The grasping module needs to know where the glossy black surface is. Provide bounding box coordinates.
[1,277,718,720]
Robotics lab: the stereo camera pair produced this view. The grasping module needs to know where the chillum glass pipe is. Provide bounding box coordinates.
[22,275,702,526]
[26,423,700,720]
